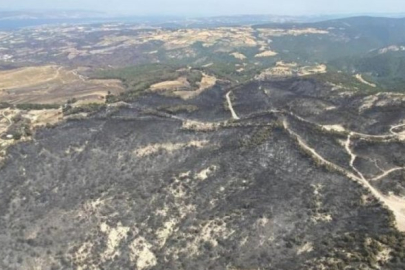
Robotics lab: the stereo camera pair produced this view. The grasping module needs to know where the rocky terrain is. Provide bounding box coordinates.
[1,15,405,270]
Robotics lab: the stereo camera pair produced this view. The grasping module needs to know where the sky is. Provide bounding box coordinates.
[1,0,405,16]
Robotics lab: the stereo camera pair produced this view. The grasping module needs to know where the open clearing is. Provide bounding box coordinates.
[254,50,278,57]
[230,52,247,60]
[355,74,377,87]
[0,66,124,104]
[258,28,329,38]
[150,77,190,91]
[0,66,63,89]
[256,63,327,79]
[172,73,217,100]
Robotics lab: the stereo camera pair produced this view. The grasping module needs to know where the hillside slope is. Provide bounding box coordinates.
[1,77,405,269]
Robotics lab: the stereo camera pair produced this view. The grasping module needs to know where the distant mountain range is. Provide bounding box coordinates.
[1,10,404,30]
[0,10,106,20]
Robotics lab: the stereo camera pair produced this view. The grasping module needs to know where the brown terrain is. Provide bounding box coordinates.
[0,66,124,104]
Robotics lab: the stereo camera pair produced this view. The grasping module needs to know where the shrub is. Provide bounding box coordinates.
[16,103,60,110]
[63,103,106,116]
[0,102,11,109]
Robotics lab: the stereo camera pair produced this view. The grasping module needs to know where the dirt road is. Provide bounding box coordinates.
[226,91,240,120]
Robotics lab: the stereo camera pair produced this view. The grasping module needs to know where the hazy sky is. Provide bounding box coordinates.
[2,0,405,16]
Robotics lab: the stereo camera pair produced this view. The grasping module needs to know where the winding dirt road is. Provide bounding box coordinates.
[371,168,405,182]
[345,133,366,180]
[283,118,405,231]
[139,90,405,232]
[390,123,405,137]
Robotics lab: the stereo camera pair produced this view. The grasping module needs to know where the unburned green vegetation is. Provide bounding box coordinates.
[63,103,106,116]
[310,71,382,94]
[330,50,405,92]
[94,64,180,91]
[15,103,61,111]
[93,64,206,102]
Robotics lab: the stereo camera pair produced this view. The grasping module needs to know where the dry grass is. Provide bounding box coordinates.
[134,140,209,157]
[150,77,190,91]
[322,125,346,133]
[0,65,62,89]
[298,64,327,76]
[355,74,377,88]
[258,28,329,38]
[0,66,124,104]
[139,27,258,51]
[255,50,278,57]
[230,52,247,60]
[195,165,217,181]
[172,73,217,100]
[256,63,327,79]
[297,242,314,255]
[181,119,219,131]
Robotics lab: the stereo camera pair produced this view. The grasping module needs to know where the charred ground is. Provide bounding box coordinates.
[1,76,405,270]
[1,15,405,270]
